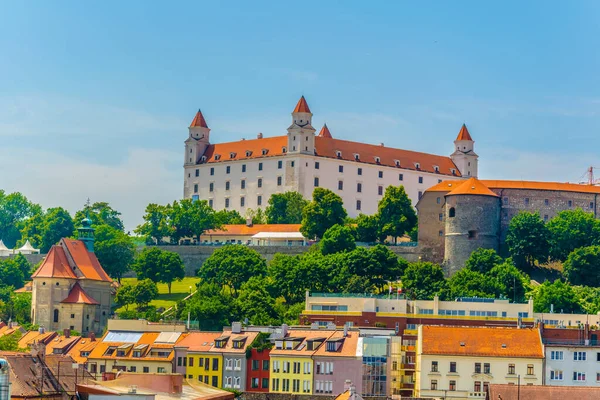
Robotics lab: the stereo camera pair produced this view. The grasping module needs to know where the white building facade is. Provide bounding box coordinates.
[545,345,600,386]
[183,96,476,217]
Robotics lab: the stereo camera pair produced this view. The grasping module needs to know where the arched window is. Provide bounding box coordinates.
[53,309,59,323]
[449,207,456,218]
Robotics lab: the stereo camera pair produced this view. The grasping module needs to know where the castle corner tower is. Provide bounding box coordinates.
[450,124,478,178]
[287,96,316,154]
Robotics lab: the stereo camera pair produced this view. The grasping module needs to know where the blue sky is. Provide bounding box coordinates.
[1,1,600,231]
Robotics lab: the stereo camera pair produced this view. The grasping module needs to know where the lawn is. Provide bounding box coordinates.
[119,277,201,311]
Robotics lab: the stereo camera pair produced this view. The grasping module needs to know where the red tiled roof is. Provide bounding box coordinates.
[446,177,499,197]
[427,179,600,195]
[313,331,360,358]
[203,136,288,163]
[61,282,100,305]
[31,246,77,279]
[175,332,221,352]
[204,224,302,236]
[420,326,543,358]
[318,124,332,138]
[293,96,311,113]
[62,239,112,282]
[455,124,473,141]
[489,384,600,400]
[190,109,209,128]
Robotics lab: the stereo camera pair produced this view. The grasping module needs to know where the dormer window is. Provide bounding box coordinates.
[433,165,439,173]
[354,154,360,161]
[394,160,400,167]
[232,338,247,349]
[229,152,236,159]
[374,156,381,164]
[451,168,456,175]
[201,155,207,162]
[246,150,252,157]
[262,149,268,155]
[214,154,221,161]
[414,162,420,170]
[336,151,342,158]
[282,146,287,153]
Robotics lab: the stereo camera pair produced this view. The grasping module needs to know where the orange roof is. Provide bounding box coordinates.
[45,336,81,354]
[455,124,473,141]
[203,135,287,164]
[18,330,57,349]
[318,124,332,138]
[313,331,360,358]
[204,224,302,237]
[61,282,99,305]
[420,326,543,358]
[88,332,183,362]
[190,109,209,128]
[62,239,112,282]
[209,331,259,354]
[270,330,336,356]
[446,177,499,197]
[31,246,77,279]
[293,96,311,113]
[427,179,600,195]
[66,337,99,364]
[175,332,221,352]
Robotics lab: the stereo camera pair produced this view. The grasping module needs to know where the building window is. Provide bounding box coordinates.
[436,197,441,204]
[242,164,246,173]
[259,162,263,171]
[262,377,269,388]
[240,197,245,207]
[568,200,573,207]
[257,178,262,188]
[503,197,509,205]
[378,171,383,178]
[262,360,269,370]
[449,380,456,391]
[399,173,403,181]
[357,183,362,193]
[315,162,320,169]
[378,186,383,195]
[358,168,362,175]
[195,169,199,177]
[226,166,231,174]
[209,199,213,208]
[550,370,563,380]
[338,165,343,173]
[439,230,443,236]
[524,198,530,206]
[143,367,149,373]
[449,362,456,373]
[209,182,214,192]
[591,202,595,209]
[430,380,437,390]
[193,184,198,193]
[225,198,230,208]
[418,191,423,200]
[314,177,319,187]
[418,176,423,184]
[508,364,515,375]
[210,167,214,176]
[573,371,586,381]
[277,176,282,186]
[474,381,481,392]
[527,364,534,375]
[356,200,361,211]
[551,350,564,360]
[291,161,295,167]
[225,181,230,190]
[574,351,587,361]
[431,361,438,372]
[484,363,490,374]
[544,214,549,222]
[449,207,456,218]
[338,181,343,190]
[278,160,283,169]
[53,309,59,323]
[241,179,246,189]
[439,213,443,222]
[257,195,262,206]
[474,363,481,373]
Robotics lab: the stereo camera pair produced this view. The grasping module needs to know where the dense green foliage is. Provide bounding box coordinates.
[266,191,308,224]
[320,224,356,255]
[132,247,185,294]
[301,188,347,239]
[74,202,124,232]
[563,245,600,286]
[547,209,600,261]
[505,211,549,269]
[94,225,135,282]
[532,280,581,313]
[401,262,446,299]
[465,248,503,274]
[0,191,42,248]
[377,185,417,243]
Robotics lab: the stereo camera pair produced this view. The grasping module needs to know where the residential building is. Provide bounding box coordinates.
[30,218,114,334]
[200,223,305,246]
[246,346,271,393]
[415,325,543,400]
[417,177,600,272]
[18,328,58,350]
[212,328,258,391]
[66,333,99,367]
[183,96,471,218]
[174,331,223,388]
[86,331,186,379]
[489,384,600,400]
[45,331,81,355]
[269,327,336,395]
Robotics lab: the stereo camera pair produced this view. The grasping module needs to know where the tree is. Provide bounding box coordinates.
[376,186,417,244]
[133,279,159,309]
[170,199,218,243]
[178,282,234,330]
[0,191,42,248]
[355,214,379,243]
[245,208,267,224]
[488,261,530,303]
[444,269,503,299]
[135,203,173,244]
[320,224,356,255]
[572,286,600,315]
[533,280,581,313]
[563,245,600,286]
[301,188,347,239]
[0,331,20,351]
[132,248,185,294]
[505,211,549,269]
[94,225,135,282]
[39,207,74,253]
[199,245,267,296]
[0,260,24,289]
[465,248,503,274]
[401,262,446,300]
[368,244,407,290]
[547,209,600,261]
[74,201,124,232]
[115,284,136,311]
[214,209,245,225]
[236,277,279,325]
[266,191,308,224]
[1,254,31,281]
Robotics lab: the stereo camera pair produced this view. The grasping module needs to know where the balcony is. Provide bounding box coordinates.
[401,363,415,370]
[399,382,414,389]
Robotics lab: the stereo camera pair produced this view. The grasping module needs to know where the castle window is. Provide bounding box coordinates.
[468,230,477,239]
[434,165,439,173]
[315,161,320,169]
[282,147,287,153]
[209,199,213,207]
[214,154,221,161]
[399,174,403,181]
[544,199,549,206]
[56,282,59,286]
[395,160,400,167]
[246,151,252,157]
[43,282,46,286]
[195,169,199,177]
[591,202,595,209]
[258,178,263,188]
[225,198,230,208]
[259,162,263,171]
[451,169,456,175]
[225,181,230,191]
[277,176,282,186]
[338,181,343,190]
[449,207,456,218]
[354,154,360,161]
[209,183,214,192]
[53,309,59,323]
[229,152,236,159]
[358,168,362,175]
[356,200,361,211]
[503,197,509,205]
[544,215,549,222]
[415,162,421,170]
[71,314,75,319]
[339,165,344,173]
[201,156,207,162]
[314,177,320,187]
[524,198,530,206]
[374,156,381,164]
[378,186,383,196]
[262,149,268,155]
[439,213,443,221]
[378,171,383,178]
[240,197,245,207]
[194,184,198,193]
[242,164,246,173]
[437,197,441,204]
[226,166,231,174]
[336,151,342,158]
[278,160,283,169]
[210,167,214,176]
[357,183,362,193]
[568,200,573,207]
[257,195,262,206]
[439,230,443,237]
[241,180,246,189]
[419,177,424,184]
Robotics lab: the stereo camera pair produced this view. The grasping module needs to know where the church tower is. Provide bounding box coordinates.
[185,109,211,165]
[450,124,478,178]
[287,96,316,154]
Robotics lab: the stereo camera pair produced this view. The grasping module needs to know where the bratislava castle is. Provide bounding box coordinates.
[183,96,477,217]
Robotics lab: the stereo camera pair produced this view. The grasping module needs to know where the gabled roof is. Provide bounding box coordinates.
[61,282,100,305]
[270,330,336,356]
[446,177,499,198]
[420,326,543,358]
[318,124,332,138]
[66,337,99,364]
[62,239,112,282]
[210,331,258,354]
[190,109,209,128]
[426,179,600,195]
[202,136,288,163]
[293,96,311,113]
[313,331,360,358]
[31,245,77,279]
[455,123,473,141]
[45,336,81,355]
[175,331,221,352]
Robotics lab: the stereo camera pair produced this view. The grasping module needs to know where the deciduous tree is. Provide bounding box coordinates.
[376,186,417,244]
[401,262,446,300]
[133,279,159,309]
[266,191,308,224]
[74,201,124,232]
[0,191,42,248]
[505,211,549,269]
[132,247,185,294]
[465,248,503,274]
[488,261,530,303]
[236,277,279,325]
[547,209,600,261]
[563,245,600,286]
[444,269,503,299]
[94,225,135,282]
[355,214,379,243]
[320,224,356,255]
[135,203,173,245]
[115,284,136,311]
[533,280,581,313]
[301,188,347,239]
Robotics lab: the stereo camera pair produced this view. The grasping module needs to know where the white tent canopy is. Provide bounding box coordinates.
[0,240,11,256]
[14,240,40,254]
[251,232,305,239]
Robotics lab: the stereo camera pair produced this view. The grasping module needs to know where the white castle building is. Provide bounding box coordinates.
[183,96,477,217]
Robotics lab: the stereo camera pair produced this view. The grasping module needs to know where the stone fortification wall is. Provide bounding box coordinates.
[1,253,45,267]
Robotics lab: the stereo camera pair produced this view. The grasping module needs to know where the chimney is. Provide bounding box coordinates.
[343,324,349,337]
[344,380,352,392]
[90,332,96,342]
[380,143,384,147]
[38,326,45,334]
[63,329,70,338]
[246,218,253,227]
[232,322,242,334]
[281,324,289,337]
[550,303,554,313]
[257,132,263,139]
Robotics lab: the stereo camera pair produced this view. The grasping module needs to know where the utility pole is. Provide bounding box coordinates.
[517,374,521,400]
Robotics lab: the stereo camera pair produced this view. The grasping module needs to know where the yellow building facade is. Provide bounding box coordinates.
[174,331,223,388]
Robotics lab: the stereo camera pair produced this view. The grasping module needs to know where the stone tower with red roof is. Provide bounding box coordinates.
[30,219,114,334]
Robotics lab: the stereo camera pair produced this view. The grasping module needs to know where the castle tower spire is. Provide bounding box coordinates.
[185,108,211,166]
[318,123,332,138]
[78,216,95,252]
[450,123,478,178]
[287,96,316,154]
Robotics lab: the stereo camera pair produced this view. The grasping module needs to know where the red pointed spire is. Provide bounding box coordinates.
[293,96,311,113]
[456,124,473,141]
[190,109,209,128]
[318,123,332,138]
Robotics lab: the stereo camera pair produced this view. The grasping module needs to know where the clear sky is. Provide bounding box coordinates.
[1,1,600,231]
